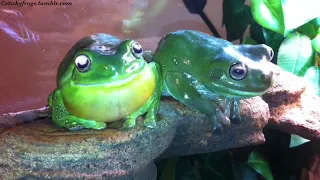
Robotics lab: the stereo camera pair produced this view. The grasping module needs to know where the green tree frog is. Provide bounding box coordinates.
[153,30,274,132]
[48,33,162,130]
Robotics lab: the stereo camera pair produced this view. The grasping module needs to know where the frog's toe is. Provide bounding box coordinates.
[220,116,231,128]
[212,123,224,134]
[68,124,86,131]
[144,117,157,128]
[211,114,231,134]
[92,122,107,130]
[231,116,241,124]
[122,118,136,129]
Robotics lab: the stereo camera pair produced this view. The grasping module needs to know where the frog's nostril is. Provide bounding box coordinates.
[259,71,273,81]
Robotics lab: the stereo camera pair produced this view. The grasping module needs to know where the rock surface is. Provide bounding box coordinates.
[0,97,269,179]
[262,64,320,140]
[0,101,179,179]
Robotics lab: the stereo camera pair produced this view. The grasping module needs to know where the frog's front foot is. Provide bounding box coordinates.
[122,114,157,129]
[122,117,137,129]
[144,113,157,128]
[230,99,241,124]
[210,111,231,134]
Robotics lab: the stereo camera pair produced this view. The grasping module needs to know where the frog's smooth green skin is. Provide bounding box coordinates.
[48,33,162,131]
[154,30,274,133]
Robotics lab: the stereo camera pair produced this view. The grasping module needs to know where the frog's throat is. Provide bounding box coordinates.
[72,69,147,88]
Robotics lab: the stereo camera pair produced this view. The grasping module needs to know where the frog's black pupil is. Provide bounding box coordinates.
[77,62,88,69]
[233,69,244,75]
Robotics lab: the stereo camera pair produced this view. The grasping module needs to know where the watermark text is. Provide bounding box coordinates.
[1,1,72,7]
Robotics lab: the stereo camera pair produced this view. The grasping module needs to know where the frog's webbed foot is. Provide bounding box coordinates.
[164,72,231,133]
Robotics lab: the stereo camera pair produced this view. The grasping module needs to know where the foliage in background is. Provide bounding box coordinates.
[249,0,320,95]
[156,129,313,180]
[156,0,320,179]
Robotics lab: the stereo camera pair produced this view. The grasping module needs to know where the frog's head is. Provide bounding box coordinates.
[205,44,274,98]
[57,33,147,87]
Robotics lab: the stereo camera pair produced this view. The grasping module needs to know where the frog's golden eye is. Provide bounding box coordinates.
[75,54,91,73]
[229,63,247,80]
[131,41,143,59]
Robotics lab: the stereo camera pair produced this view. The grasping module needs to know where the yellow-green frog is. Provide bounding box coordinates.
[48,33,162,130]
[153,30,274,132]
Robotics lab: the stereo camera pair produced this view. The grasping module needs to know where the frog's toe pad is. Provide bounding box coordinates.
[144,120,156,129]
[231,117,241,124]
[122,118,136,129]
[212,123,224,134]
[220,116,231,127]
[212,116,231,134]
[68,125,86,131]
[92,122,107,130]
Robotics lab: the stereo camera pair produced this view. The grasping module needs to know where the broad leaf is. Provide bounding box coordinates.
[232,160,258,180]
[263,27,285,64]
[296,17,320,39]
[251,0,320,36]
[250,0,284,35]
[277,32,314,76]
[250,21,265,44]
[312,33,320,52]
[222,0,252,41]
[281,0,320,36]
[159,158,179,180]
[247,150,274,180]
[175,157,198,180]
[304,66,320,96]
[193,151,235,180]
[289,134,310,148]
[263,27,285,53]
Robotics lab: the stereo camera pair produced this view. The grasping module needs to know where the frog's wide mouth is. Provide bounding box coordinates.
[72,67,148,87]
[211,84,271,99]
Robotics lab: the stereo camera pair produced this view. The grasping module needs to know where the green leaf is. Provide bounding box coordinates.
[232,160,258,180]
[277,32,314,76]
[289,134,310,148]
[312,17,320,27]
[250,21,265,44]
[251,0,320,36]
[263,27,285,52]
[222,0,252,41]
[312,33,320,52]
[304,66,320,96]
[247,150,274,180]
[159,158,179,180]
[281,0,320,36]
[175,157,198,180]
[296,17,320,39]
[250,0,284,35]
[193,151,235,180]
[242,36,258,45]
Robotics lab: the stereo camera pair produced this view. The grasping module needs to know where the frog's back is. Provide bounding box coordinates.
[154,30,232,73]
